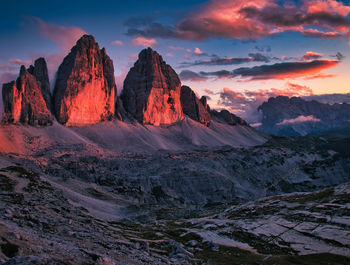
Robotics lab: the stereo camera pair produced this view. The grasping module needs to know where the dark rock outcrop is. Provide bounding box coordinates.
[180,85,211,126]
[53,35,116,126]
[200,96,210,112]
[257,96,350,136]
[121,48,183,125]
[2,65,53,126]
[210,109,248,126]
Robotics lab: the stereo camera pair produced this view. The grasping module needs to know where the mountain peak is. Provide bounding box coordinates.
[2,59,53,126]
[121,49,183,125]
[53,34,116,126]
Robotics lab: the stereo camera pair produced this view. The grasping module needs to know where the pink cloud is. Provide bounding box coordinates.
[277,115,321,125]
[302,0,350,17]
[32,17,87,52]
[9,58,32,66]
[131,36,157,47]
[301,51,323,61]
[183,55,190,60]
[194,47,204,55]
[111,40,123,46]
[169,46,185,51]
[128,53,138,59]
[165,53,174,57]
[204,88,215,95]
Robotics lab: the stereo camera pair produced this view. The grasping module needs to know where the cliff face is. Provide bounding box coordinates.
[53,35,116,126]
[180,85,211,126]
[2,65,53,126]
[28,58,52,112]
[121,48,183,126]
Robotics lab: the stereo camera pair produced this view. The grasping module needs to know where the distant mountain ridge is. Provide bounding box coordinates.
[257,96,350,136]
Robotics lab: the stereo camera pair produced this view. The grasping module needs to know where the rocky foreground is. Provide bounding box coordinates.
[0,133,350,264]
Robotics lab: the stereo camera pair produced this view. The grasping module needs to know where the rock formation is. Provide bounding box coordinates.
[200,96,210,112]
[27,58,52,111]
[210,109,248,126]
[53,35,116,126]
[2,65,53,126]
[121,48,183,125]
[180,85,211,126]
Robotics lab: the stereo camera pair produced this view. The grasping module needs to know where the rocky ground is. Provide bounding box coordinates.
[0,134,350,264]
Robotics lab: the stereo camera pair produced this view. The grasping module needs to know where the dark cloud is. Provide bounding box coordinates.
[181,52,271,67]
[125,22,177,38]
[200,59,339,80]
[179,70,207,82]
[240,6,350,28]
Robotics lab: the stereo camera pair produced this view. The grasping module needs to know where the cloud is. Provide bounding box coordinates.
[179,70,207,82]
[301,51,323,61]
[300,28,343,39]
[302,0,350,17]
[169,46,185,51]
[111,40,123,46]
[277,115,321,125]
[131,36,157,47]
[194,47,204,55]
[303,73,337,80]
[9,58,32,66]
[183,55,190,60]
[334,52,345,61]
[204,88,215,95]
[124,0,350,41]
[200,59,339,80]
[165,53,174,57]
[30,17,86,52]
[182,52,271,67]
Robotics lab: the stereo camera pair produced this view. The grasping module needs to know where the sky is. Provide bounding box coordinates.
[1,0,350,122]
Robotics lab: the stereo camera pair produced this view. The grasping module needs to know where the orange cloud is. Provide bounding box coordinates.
[301,51,323,61]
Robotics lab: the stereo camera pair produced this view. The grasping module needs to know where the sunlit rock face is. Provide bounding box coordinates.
[53,35,116,126]
[27,57,52,112]
[121,48,183,126]
[180,85,211,126]
[2,65,53,126]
